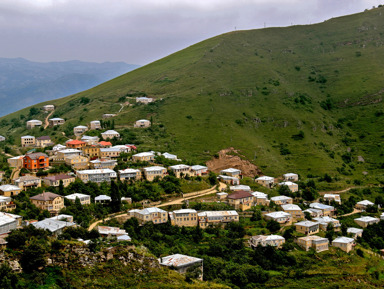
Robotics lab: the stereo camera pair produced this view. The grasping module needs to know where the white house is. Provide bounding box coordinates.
[73,125,88,135]
[134,119,151,128]
[354,216,380,228]
[76,169,117,183]
[249,235,285,248]
[43,104,55,111]
[347,227,363,239]
[324,194,341,204]
[132,152,155,162]
[251,191,269,205]
[270,195,293,205]
[220,168,242,178]
[230,185,251,191]
[283,173,299,182]
[101,130,120,140]
[218,175,239,185]
[355,200,374,210]
[162,152,178,160]
[264,211,291,224]
[278,181,298,193]
[26,120,43,129]
[65,193,91,205]
[0,212,21,235]
[136,97,153,104]
[255,176,275,188]
[159,254,203,280]
[169,164,191,178]
[33,218,75,236]
[119,168,141,181]
[90,120,101,130]
[95,195,112,204]
[332,237,355,253]
[191,165,208,176]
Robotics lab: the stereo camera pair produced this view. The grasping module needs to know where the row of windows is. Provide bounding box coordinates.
[177,217,197,221]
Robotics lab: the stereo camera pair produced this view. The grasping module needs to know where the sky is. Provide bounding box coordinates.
[0,0,382,65]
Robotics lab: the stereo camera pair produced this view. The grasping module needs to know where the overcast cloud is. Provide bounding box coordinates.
[0,0,381,64]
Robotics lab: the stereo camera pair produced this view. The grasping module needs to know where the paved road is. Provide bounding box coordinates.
[88,182,226,231]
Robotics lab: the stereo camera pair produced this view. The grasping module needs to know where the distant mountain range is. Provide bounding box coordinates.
[0,58,139,116]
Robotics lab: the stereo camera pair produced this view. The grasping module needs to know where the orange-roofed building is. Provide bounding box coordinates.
[99,141,112,147]
[66,140,86,149]
[23,153,49,171]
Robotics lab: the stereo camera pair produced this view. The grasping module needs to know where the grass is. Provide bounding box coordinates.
[0,7,384,182]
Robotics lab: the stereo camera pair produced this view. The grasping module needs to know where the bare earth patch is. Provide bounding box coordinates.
[207,147,262,177]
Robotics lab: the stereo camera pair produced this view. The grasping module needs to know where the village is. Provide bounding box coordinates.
[0,98,383,281]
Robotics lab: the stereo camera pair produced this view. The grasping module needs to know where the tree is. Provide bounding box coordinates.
[6,230,27,250]
[29,107,39,117]
[208,172,218,186]
[278,185,292,197]
[341,223,348,236]
[58,180,64,195]
[110,180,121,212]
[251,210,262,221]
[20,241,47,273]
[283,227,294,240]
[266,220,280,233]
[375,195,384,207]
[192,225,203,243]
[302,187,318,201]
[0,263,19,289]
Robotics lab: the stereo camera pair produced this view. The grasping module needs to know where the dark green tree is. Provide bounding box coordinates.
[6,230,27,250]
[110,180,122,212]
[20,241,47,273]
[208,172,218,186]
[58,180,64,195]
[266,220,280,233]
[0,263,19,289]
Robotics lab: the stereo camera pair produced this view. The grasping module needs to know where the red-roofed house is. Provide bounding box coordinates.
[99,141,112,147]
[227,191,254,211]
[66,140,86,149]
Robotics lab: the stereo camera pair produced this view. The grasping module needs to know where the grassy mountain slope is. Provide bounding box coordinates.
[2,7,384,179]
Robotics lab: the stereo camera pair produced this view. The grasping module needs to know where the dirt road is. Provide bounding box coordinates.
[44,111,54,129]
[339,208,361,217]
[88,182,227,231]
[319,187,356,195]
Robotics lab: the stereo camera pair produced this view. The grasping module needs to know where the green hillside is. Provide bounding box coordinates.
[2,7,384,179]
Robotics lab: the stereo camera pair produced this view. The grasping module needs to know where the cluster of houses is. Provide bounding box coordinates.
[25,101,152,134]
[217,168,383,254]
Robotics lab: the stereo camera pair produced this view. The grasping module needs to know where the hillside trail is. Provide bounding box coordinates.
[319,186,356,195]
[339,208,361,217]
[43,111,54,129]
[88,182,226,231]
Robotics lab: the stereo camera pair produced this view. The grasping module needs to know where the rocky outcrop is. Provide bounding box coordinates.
[2,243,159,272]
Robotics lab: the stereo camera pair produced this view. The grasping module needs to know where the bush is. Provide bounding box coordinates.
[356,248,364,258]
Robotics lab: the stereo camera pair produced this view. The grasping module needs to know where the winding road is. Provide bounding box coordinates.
[44,111,54,129]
